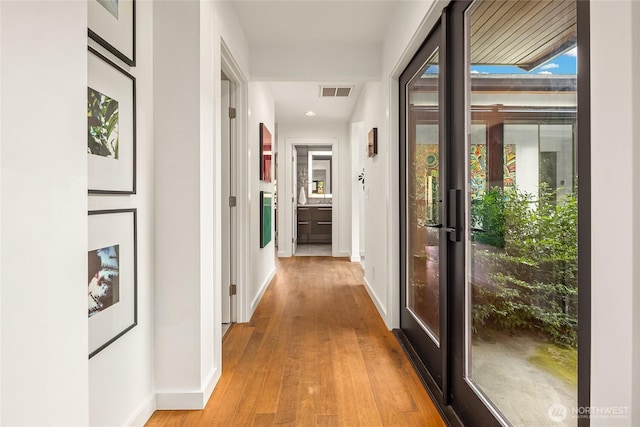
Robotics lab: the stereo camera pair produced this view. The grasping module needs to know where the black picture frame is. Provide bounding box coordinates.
[88,46,137,194]
[88,209,137,359]
[88,0,136,67]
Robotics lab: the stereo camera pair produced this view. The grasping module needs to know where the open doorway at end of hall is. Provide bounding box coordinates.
[293,144,332,257]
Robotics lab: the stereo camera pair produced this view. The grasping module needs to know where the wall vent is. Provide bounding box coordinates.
[320,86,353,97]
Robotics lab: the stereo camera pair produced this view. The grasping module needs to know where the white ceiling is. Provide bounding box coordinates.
[231,1,401,123]
[266,82,363,123]
[231,1,399,45]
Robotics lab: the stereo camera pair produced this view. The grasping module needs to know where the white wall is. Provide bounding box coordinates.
[1,1,89,425]
[215,2,250,79]
[382,0,444,81]
[503,124,540,197]
[0,2,4,422]
[348,83,387,316]
[633,3,640,424]
[350,122,366,263]
[87,0,155,425]
[248,82,277,315]
[590,2,637,425]
[154,1,210,408]
[276,122,350,258]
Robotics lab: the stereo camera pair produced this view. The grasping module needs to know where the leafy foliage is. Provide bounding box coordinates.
[88,87,119,159]
[471,184,578,347]
[470,187,506,248]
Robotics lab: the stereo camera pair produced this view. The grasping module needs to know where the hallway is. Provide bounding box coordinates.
[146,257,445,426]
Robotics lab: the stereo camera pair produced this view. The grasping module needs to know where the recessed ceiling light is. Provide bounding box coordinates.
[305,111,317,117]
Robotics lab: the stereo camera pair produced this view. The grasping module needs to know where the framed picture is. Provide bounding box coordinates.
[88,0,135,66]
[88,46,136,194]
[259,123,272,182]
[260,191,272,248]
[368,127,378,157]
[88,209,137,358]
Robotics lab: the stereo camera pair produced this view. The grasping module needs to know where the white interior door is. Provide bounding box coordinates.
[292,146,297,255]
[221,79,231,324]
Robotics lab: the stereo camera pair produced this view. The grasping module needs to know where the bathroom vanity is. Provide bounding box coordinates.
[297,205,332,243]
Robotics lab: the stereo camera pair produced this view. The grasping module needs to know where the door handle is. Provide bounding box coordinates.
[423,190,462,242]
[447,189,463,242]
[425,223,456,233]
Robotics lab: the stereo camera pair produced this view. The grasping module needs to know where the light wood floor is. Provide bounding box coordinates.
[146,257,445,426]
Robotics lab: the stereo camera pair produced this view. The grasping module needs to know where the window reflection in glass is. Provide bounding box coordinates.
[407,50,441,342]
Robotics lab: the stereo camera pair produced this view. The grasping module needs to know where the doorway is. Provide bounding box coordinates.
[286,141,336,258]
[221,70,237,336]
[399,1,589,425]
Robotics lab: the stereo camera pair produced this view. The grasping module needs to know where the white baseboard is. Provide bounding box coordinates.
[363,276,387,320]
[202,366,221,407]
[156,391,205,410]
[125,393,157,427]
[250,266,276,315]
[155,366,221,410]
[336,250,350,258]
[277,250,290,258]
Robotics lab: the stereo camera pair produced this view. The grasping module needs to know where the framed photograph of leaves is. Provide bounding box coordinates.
[88,46,136,194]
[88,209,137,359]
[88,0,135,66]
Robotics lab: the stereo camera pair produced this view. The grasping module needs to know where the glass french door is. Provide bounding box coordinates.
[400,1,588,426]
[400,22,446,389]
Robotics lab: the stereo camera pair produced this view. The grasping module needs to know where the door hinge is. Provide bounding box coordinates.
[229,284,237,296]
[229,196,237,207]
[229,107,237,119]
[292,238,294,243]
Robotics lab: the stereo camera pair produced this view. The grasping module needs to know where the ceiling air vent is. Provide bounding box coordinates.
[320,86,353,97]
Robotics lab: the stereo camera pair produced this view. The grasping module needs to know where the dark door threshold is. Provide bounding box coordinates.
[393,329,464,427]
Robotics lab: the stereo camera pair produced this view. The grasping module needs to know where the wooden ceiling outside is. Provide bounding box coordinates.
[469,0,576,70]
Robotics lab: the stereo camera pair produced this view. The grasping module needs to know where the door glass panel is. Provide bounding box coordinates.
[407,49,440,342]
[466,1,578,425]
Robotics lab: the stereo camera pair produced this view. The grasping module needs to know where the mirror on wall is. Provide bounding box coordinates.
[308,150,332,198]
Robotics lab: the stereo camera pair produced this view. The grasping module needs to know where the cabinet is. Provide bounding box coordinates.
[297,206,332,243]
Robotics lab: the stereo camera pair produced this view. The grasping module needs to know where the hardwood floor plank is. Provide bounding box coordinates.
[146,257,445,427]
[316,414,339,427]
[343,328,384,427]
[252,413,276,426]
